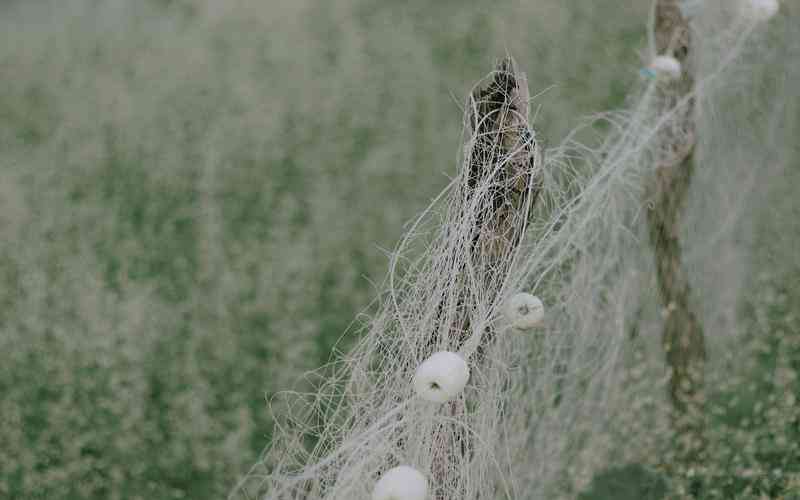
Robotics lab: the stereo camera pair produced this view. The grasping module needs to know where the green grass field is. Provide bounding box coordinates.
[1,1,797,498]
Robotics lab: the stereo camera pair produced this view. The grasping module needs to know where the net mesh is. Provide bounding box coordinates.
[232,2,799,498]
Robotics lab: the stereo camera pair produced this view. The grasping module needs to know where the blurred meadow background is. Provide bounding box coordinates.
[0,1,797,499]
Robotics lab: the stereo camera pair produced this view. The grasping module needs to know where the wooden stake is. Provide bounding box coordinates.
[648,0,707,474]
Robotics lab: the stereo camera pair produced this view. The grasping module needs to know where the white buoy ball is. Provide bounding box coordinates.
[649,56,682,80]
[413,351,469,403]
[505,293,545,330]
[744,0,779,22]
[372,465,428,500]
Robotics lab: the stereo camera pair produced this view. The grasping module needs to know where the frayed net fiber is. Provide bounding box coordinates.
[234,57,543,500]
[232,1,795,498]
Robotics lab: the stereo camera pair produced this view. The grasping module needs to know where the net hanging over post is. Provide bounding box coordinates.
[232,3,795,496]
[231,57,544,500]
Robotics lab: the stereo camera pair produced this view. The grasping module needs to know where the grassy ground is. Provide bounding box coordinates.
[0,1,796,499]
